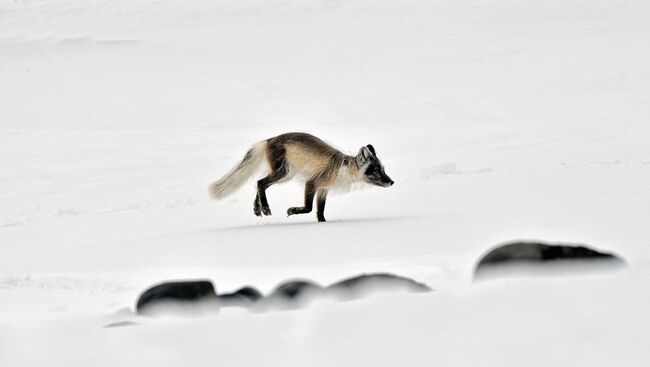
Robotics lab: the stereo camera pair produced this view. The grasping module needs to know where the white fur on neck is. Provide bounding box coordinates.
[329,161,368,193]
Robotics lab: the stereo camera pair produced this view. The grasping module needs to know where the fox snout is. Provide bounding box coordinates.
[367,173,394,188]
[377,174,394,187]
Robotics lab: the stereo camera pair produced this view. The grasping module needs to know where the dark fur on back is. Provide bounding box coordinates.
[267,132,342,156]
[266,132,348,184]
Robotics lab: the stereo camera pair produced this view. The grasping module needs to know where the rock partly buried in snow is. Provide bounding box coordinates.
[260,280,324,310]
[136,280,219,316]
[474,241,627,281]
[135,273,432,316]
[326,273,431,301]
[217,286,264,308]
[259,274,432,310]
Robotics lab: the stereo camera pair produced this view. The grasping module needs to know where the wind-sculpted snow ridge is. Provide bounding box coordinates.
[0,274,133,293]
[420,162,493,179]
[135,273,431,316]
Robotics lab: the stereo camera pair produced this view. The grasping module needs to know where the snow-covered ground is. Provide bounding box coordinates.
[1,0,649,365]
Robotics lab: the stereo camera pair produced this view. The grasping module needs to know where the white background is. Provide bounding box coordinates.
[1,0,649,365]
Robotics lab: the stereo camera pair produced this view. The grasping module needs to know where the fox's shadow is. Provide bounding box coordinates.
[218,215,414,231]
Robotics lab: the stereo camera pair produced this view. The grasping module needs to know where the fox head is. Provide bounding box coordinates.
[356,144,394,187]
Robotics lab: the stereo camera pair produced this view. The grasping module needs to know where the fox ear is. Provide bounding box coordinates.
[366,144,376,155]
[356,146,372,166]
[361,146,373,160]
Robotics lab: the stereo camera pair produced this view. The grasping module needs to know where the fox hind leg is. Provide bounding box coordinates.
[254,145,288,217]
[256,170,286,216]
[253,193,262,217]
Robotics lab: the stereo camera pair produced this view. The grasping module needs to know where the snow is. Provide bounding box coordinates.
[1,0,650,365]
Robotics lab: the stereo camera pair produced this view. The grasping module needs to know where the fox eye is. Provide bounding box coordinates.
[365,161,382,178]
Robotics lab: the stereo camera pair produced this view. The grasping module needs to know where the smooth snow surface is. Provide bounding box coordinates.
[1,0,649,365]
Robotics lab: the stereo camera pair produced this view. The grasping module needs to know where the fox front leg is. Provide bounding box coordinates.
[287,181,316,218]
[316,189,328,222]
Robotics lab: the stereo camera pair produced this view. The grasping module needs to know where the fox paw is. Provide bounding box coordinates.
[253,199,262,217]
[287,207,309,216]
[261,206,272,216]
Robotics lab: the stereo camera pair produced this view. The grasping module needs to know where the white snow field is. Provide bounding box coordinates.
[2,0,650,365]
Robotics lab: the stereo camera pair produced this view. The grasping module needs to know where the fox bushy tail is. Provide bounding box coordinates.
[209,141,267,200]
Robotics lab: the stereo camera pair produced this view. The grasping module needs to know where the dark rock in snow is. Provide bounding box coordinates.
[136,280,218,315]
[261,280,324,310]
[217,286,263,308]
[134,273,434,316]
[326,273,431,301]
[474,241,627,281]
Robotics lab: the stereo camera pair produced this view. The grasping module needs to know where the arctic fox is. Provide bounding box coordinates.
[209,132,394,222]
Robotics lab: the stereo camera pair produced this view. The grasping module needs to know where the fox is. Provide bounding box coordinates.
[209,132,394,222]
